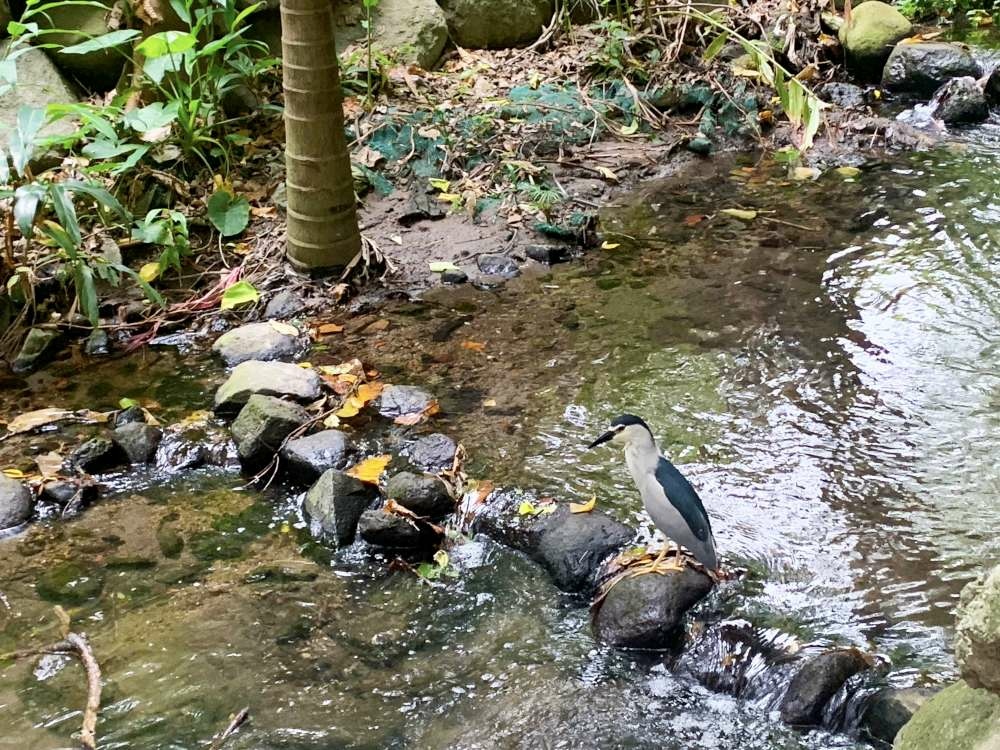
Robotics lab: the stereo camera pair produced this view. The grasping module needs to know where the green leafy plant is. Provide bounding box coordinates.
[519,181,563,215]
[206,189,250,237]
[132,208,191,279]
[416,550,459,582]
[361,0,381,104]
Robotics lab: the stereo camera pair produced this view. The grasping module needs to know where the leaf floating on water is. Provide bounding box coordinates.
[314,323,344,335]
[682,214,706,227]
[35,451,63,478]
[461,341,486,353]
[570,496,597,514]
[356,382,384,403]
[517,500,557,517]
[119,397,139,409]
[5,408,109,434]
[601,241,620,250]
[596,166,619,183]
[792,167,820,181]
[335,397,364,418]
[322,414,341,428]
[2,468,25,479]
[346,455,391,484]
[367,319,390,333]
[720,208,757,222]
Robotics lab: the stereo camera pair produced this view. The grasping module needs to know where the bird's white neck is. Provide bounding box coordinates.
[624,430,659,479]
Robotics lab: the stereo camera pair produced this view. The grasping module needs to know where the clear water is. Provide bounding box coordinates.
[1,139,998,748]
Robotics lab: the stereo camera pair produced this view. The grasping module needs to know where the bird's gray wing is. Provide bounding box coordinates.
[654,457,713,542]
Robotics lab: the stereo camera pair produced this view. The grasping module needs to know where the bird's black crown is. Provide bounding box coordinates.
[610,414,651,432]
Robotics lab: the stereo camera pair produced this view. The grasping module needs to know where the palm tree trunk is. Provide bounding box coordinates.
[280,0,361,272]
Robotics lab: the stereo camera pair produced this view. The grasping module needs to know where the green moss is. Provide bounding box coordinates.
[36,562,104,605]
[895,680,1000,750]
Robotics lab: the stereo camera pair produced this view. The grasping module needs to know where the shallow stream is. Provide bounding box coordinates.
[1,129,999,747]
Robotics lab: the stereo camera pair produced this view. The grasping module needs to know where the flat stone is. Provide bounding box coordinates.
[0,474,32,529]
[230,394,310,469]
[780,648,871,725]
[358,508,441,548]
[385,471,454,518]
[592,567,714,649]
[378,384,435,420]
[477,253,520,277]
[11,328,59,374]
[303,469,377,546]
[280,429,354,483]
[408,433,457,470]
[68,437,128,473]
[156,523,184,558]
[211,321,304,366]
[112,422,163,464]
[882,42,981,98]
[214,360,323,416]
[860,687,938,747]
[955,564,1000,692]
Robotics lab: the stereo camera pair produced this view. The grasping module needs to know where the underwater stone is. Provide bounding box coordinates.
[231,395,309,469]
[303,469,377,546]
[860,686,938,747]
[280,429,354,483]
[819,81,866,108]
[113,405,146,428]
[0,474,32,529]
[780,648,871,725]
[441,269,469,284]
[385,472,454,518]
[35,561,104,605]
[592,567,714,649]
[84,328,110,357]
[212,321,305,366]
[408,433,457,471]
[11,327,59,374]
[477,253,520,277]
[955,564,1000,692]
[263,289,307,319]
[214,360,323,416]
[113,422,163,464]
[525,244,568,264]
[685,137,713,156]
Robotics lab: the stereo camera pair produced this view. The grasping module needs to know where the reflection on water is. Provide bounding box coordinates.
[2,141,999,748]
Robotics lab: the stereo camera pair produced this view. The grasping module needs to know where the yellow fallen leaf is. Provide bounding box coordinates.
[720,208,757,221]
[316,323,344,335]
[394,400,440,426]
[2,468,25,479]
[601,241,620,250]
[298,362,313,368]
[5,408,108,434]
[792,167,820,181]
[428,178,450,192]
[139,262,161,283]
[346,455,392,484]
[483,399,497,408]
[356,381,384,403]
[368,319,390,333]
[596,166,619,183]
[336,396,364,418]
[570,495,597,514]
[35,451,64,478]
[835,166,861,178]
[461,341,486,352]
[322,414,341,428]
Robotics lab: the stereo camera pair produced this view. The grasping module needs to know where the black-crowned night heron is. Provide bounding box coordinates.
[588,414,719,572]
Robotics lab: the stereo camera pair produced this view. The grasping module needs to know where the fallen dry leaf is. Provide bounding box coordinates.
[2,468,26,479]
[461,341,486,352]
[336,396,364,418]
[367,319,390,333]
[269,321,299,337]
[570,496,597,514]
[5,408,109,434]
[346,455,392,484]
[394,400,440,426]
[356,382,384,403]
[35,451,64,478]
[315,323,345,335]
[682,214,706,227]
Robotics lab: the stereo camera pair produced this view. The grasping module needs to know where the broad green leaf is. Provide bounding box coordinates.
[136,30,196,59]
[206,190,250,236]
[82,139,141,159]
[220,280,259,310]
[41,220,78,257]
[119,397,139,409]
[49,185,81,245]
[60,29,140,54]
[123,102,179,135]
[10,106,44,176]
[73,262,99,325]
[63,180,130,223]
[620,118,639,136]
[428,178,450,192]
[703,31,730,61]
[13,182,45,237]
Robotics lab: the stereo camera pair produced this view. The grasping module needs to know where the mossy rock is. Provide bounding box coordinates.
[894,680,1000,750]
[35,562,104,605]
[838,1,912,78]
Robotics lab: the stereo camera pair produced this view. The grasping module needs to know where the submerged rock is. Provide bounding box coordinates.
[378,384,435,420]
[230,394,310,469]
[780,648,871,725]
[214,360,323,416]
[955,564,1000,692]
[385,472,454,518]
[211,321,305,366]
[68,437,128,473]
[113,422,163,464]
[477,253,520,277]
[358,507,441,549]
[473,490,634,593]
[280,429,353,483]
[303,469,377,546]
[882,42,981,97]
[0,474,32,529]
[838,1,912,77]
[931,77,988,125]
[408,433,457,471]
[35,561,104,605]
[437,0,554,49]
[525,244,568,264]
[894,680,1000,750]
[11,327,59,374]
[592,567,714,649]
[860,687,938,747]
[84,328,110,357]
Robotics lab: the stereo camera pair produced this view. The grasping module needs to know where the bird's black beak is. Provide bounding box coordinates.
[588,430,615,449]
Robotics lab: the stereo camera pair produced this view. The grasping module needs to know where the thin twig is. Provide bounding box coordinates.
[208,706,250,750]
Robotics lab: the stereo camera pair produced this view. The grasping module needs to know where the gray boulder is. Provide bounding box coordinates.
[838,1,912,77]
[38,1,128,91]
[385,471,454,518]
[214,360,323,416]
[473,490,634,593]
[68,437,128,473]
[263,290,306,319]
[280,429,353,483]
[860,687,937,747]
[438,0,554,49]
[211,321,304,366]
[358,507,441,549]
[0,474,32,529]
[409,433,457,470]
[592,567,714,649]
[882,42,981,97]
[231,394,310,468]
[303,469,377,546]
[0,41,79,154]
[378,384,435,420]
[113,422,163,464]
[893,680,1000,750]
[780,648,871,725]
[931,77,988,125]
[360,0,447,70]
[955,564,1000,692]
[11,328,58,374]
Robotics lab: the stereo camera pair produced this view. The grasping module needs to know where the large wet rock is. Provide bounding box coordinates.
[68,437,128,473]
[280,429,353,483]
[473,490,634,593]
[214,360,323,416]
[363,0,448,70]
[955,564,1000,692]
[780,648,871,725]
[303,469,377,546]
[438,0,554,49]
[10,328,58,374]
[986,68,1000,106]
[358,507,442,549]
[38,0,128,91]
[592,567,714,649]
[882,42,981,97]
[408,433,457,471]
[861,687,938,747]
[0,474,32,529]
[894,680,1000,750]
[231,395,310,468]
[385,472,454,518]
[113,422,163,464]
[0,41,78,154]
[211,321,304,366]
[931,77,988,125]
[378,384,435,420]
[838,1,912,77]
